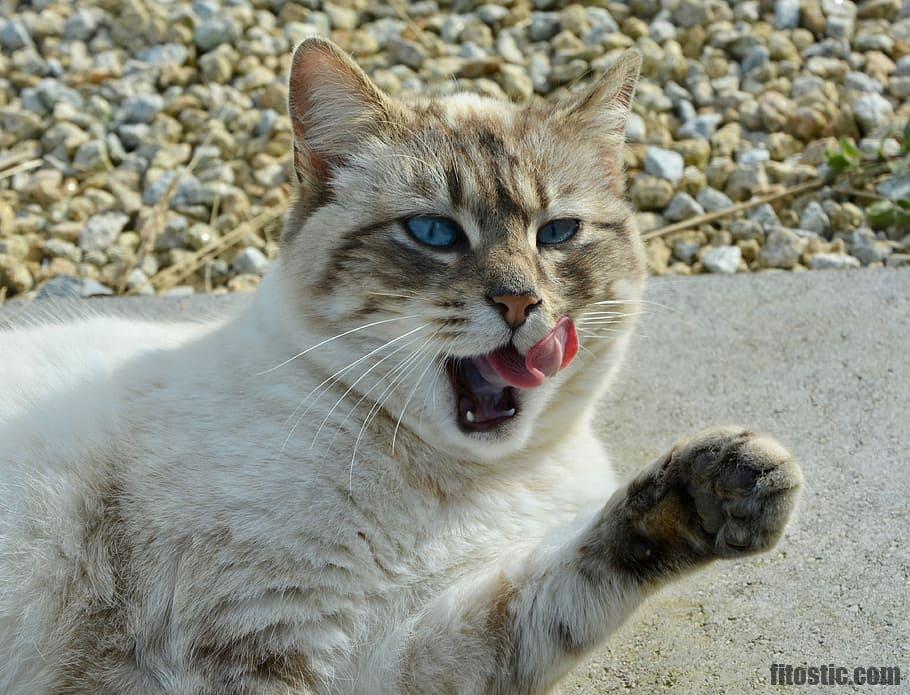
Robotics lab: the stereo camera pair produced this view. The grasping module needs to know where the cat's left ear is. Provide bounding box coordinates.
[561,49,641,140]
[287,38,405,186]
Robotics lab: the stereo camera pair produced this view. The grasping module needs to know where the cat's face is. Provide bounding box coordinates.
[281,39,646,461]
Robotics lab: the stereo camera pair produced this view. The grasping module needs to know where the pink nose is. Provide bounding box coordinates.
[491,294,541,328]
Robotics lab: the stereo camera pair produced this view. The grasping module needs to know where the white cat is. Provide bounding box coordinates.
[0,39,801,694]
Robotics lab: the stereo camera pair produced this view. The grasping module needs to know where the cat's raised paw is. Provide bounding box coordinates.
[617,427,803,576]
[670,427,803,558]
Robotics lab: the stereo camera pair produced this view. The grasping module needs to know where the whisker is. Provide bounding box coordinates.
[417,351,448,427]
[283,321,429,428]
[592,298,672,312]
[281,323,431,450]
[348,341,435,494]
[257,314,421,375]
[577,318,632,327]
[324,338,430,458]
[391,343,446,454]
[308,331,430,450]
[367,290,422,300]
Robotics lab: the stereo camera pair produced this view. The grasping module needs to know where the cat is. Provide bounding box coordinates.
[0,38,802,694]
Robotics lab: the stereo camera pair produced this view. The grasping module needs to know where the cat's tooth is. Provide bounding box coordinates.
[504,408,516,417]
[465,410,475,423]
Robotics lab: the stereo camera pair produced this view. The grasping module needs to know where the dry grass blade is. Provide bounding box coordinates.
[119,134,216,294]
[834,187,883,202]
[149,207,284,292]
[641,179,824,241]
[0,150,37,172]
[0,159,42,182]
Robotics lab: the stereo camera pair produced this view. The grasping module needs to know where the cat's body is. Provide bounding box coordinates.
[0,39,801,694]
[0,274,621,693]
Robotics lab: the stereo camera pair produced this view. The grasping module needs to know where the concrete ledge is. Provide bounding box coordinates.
[572,270,910,693]
[3,270,908,692]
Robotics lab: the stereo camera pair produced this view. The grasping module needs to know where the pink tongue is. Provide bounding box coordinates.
[483,316,579,389]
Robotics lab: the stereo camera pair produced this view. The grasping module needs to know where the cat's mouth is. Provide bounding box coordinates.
[446,317,579,433]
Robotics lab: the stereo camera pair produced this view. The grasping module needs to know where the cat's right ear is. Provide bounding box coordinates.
[288,38,403,186]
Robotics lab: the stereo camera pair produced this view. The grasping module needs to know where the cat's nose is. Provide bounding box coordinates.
[489,293,541,329]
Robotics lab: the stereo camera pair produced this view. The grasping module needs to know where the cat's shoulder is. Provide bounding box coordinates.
[0,307,213,451]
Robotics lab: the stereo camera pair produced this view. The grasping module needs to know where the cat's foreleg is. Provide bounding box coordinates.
[379,427,802,694]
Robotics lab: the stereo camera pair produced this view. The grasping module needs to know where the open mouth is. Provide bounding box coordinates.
[446,317,580,433]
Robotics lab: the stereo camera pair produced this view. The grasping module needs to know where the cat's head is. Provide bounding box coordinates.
[278,38,646,462]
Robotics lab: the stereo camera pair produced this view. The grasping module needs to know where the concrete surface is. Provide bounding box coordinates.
[2,270,908,693]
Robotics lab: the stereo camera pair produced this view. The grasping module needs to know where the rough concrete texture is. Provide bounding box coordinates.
[2,270,908,693]
[569,270,910,694]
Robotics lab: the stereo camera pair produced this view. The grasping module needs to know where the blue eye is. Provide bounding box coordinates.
[537,218,580,245]
[405,216,462,248]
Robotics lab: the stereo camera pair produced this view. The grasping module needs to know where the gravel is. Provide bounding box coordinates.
[759,228,806,269]
[701,245,741,274]
[1,0,910,302]
[644,147,685,184]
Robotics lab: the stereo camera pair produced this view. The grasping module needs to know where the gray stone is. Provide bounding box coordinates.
[773,0,801,28]
[625,113,646,143]
[673,0,709,27]
[118,124,151,150]
[35,79,84,110]
[673,243,700,267]
[0,19,32,50]
[748,203,780,230]
[888,76,910,99]
[845,71,883,93]
[232,247,270,275]
[477,4,510,25]
[737,148,770,166]
[585,7,619,34]
[528,53,551,93]
[696,188,733,213]
[195,17,239,51]
[120,94,164,125]
[137,43,189,67]
[800,201,831,235]
[853,93,894,134]
[192,0,220,19]
[43,239,82,263]
[126,268,155,296]
[143,172,181,206]
[726,165,769,201]
[759,228,805,269]
[650,20,677,43]
[702,246,742,274]
[496,32,524,63]
[73,140,109,171]
[37,275,114,299]
[80,212,130,252]
[875,175,910,201]
[741,46,770,75]
[677,113,723,140]
[644,147,685,184]
[808,253,861,270]
[663,192,705,222]
[388,39,426,69]
[63,9,98,41]
[528,13,561,41]
[850,230,893,265]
